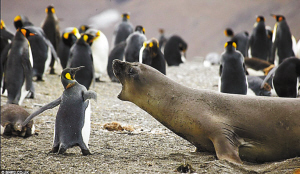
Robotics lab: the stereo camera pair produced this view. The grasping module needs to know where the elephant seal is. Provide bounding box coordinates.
[112,59,300,164]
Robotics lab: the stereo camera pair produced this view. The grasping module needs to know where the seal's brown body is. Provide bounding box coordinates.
[113,60,300,164]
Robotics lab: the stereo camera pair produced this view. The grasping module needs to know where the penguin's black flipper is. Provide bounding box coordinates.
[22,96,62,126]
[219,65,223,76]
[21,49,33,91]
[83,90,97,102]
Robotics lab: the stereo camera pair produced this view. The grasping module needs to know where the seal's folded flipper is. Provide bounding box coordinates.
[83,90,97,102]
[22,97,62,126]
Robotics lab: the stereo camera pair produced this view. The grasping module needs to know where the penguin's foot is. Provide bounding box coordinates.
[35,76,44,82]
[81,149,91,156]
[95,78,101,82]
[49,146,59,154]
[49,68,56,75]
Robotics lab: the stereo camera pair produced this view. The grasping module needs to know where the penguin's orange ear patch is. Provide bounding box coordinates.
[224,42,228,48]
[63,33,69,39]
[142,28,146,34]
[278,16,283,22]
[65,73,72,80]
[149,42,153,48]
[232,42,237,48]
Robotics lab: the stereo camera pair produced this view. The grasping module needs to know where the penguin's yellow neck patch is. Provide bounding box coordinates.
[21,29,27,36]
[65,73,72,80]
[66,82,75,89]
[96,31,101,37]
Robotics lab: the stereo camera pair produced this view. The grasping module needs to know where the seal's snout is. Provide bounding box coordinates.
[112,59,126,77]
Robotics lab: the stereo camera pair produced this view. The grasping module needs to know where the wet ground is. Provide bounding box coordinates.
[1,61,300,173]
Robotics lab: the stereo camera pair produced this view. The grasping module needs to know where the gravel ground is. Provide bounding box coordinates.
[1,60,300,173]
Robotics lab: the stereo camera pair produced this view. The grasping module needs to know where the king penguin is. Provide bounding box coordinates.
[139,38,166,75]
[2,28,34,105]
[67,34,95,90]
[124,25,147,62]
[219,41,248,95]
[107,41,126,82]
[85,28,109,82]
[24,25,59,81]
[112,13,134,49]
[41,5,60,74]
[78,25,90,34]
[158,28,168,52]
[272,57,300,98]
[247,16,269,61]
[270,14,295,66]
[164,35,188,66]
[57,27,80,69]
[22,66,97,155]
[224,28,249,57]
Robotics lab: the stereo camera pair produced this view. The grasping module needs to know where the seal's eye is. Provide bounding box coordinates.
[128,67,134,75]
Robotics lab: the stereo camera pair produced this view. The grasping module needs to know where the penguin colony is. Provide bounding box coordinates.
[0,5,299,163]
[223,15,299,97]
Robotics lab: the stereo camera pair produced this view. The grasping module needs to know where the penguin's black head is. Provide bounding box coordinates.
[1,20,6,29]
[18,28,36,38]
[256,16,265,22]
[61,66,84,89]
[45,5,55,14]
[79,25,90,34]
[271,14,285,22]
[135,25,145,34]
[14,15,23,29]
[122,13,130,21]
[79,33,94,46]
[224,28,234,37]
[142,38,160,64]
[63,27,80,46]
[224,41,237,51]
[159,28,164,34]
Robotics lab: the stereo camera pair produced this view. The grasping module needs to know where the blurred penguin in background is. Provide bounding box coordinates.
[124,25,147,62]
[85,28,109,82]
[270,14,295,66]
[67,34,95,90]
[219,41,248,95]
[112,13,133,49]
[158,28,168,52]
[164,35,188,66]
[247,16,269,61]
[57,27,80,69]
[41,5,60,74]
[78,25,90,34]
[224,28,249,57]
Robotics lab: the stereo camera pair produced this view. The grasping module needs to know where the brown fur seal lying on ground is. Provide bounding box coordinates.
[112,59,300,164]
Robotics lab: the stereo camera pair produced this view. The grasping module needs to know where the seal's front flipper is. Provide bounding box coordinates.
[83,90,97,102]
[211,135,243,164]
[22,97,62,126]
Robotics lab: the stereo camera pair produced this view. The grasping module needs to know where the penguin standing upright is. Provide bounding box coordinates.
[24,26,58,81]
[272,57,300,98]
[22,66,97,155]
[1,104,36,137]
[41,5,60,74]
[224,28,249,57]
[107,41,126,82]
[124,25,147,62]
[85,28,109,81]
[139,38,166,75]
[164,35,188,66]
[67,34,95,90]
[219,41,248,95]
[2,28,34,105]
[112,13,133,48]
[158,28,168,52]
[247,16,269,61]
[57,27,80,69]
[270,14,295,66]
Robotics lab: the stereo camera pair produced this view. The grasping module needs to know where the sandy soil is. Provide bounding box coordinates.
[1,61,300,173]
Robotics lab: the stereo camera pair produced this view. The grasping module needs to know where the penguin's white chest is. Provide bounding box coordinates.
[81,100,91,148]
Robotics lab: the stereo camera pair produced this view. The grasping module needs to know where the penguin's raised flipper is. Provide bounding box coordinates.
[22,96,62,126]
[260,66,278,89]
[83,91,97,102]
